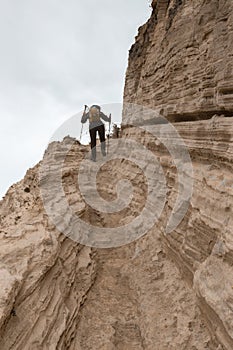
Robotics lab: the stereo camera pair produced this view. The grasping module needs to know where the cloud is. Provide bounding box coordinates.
[0,0,151,197]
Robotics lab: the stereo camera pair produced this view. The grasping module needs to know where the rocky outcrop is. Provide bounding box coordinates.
[0,139,217,349]
[124,0,233,121]
[123,117,233,349]
[1,0,233,349]
[0,143,97,349]
[0,126,232,348]
[123,0,233,348]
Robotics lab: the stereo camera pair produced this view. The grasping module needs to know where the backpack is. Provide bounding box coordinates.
[89,105,101,123]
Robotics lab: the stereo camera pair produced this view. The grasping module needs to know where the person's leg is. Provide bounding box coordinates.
[98,124,106,156]
[89,126,97,161]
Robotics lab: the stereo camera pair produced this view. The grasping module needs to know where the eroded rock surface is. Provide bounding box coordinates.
[124,0,233,121]
[0,139,217,349]
[1,0,233,349]
[123,118,233,349]
[122,0,233,347]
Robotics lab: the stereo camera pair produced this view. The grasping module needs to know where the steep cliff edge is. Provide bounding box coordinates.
[123,0,233,348]
[124,0,233,121]
[1,0,233,349]
[0,139,217,349]
[0,143,97,349]
[123,118,233,349]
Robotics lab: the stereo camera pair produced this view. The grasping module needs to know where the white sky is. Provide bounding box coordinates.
[0,0,151,198]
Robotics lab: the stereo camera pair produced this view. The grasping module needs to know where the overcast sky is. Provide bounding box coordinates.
[0,0,151,198]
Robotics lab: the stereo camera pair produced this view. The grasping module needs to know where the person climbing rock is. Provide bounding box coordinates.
[81,105,111,161]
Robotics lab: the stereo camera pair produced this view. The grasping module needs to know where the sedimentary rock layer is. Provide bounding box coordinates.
[124,0,233,121]
[0,138,217,349]
[0,142,97,349]
[123,0,233,347]
[123,116,233,349]
[1,0,233,348]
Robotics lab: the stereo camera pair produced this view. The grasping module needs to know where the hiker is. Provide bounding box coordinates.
[112,124,120,138]
[81,105,111,161]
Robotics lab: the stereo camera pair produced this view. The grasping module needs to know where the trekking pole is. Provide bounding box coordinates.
[80,124,83,143]
[107,113,111,154]
[80,105,88,142]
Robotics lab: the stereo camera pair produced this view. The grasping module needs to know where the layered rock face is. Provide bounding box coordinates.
[0,144,97,349]
[123,0,233,348]
[123,118,233,349]
[124,0,233,121]
[1,0,233,349]
[0,139,217,349]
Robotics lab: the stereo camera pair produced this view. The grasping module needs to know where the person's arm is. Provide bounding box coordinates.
[100,112,111,123]
[81,111,89,123]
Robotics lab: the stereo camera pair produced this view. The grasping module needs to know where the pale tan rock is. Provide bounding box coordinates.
[123,1,233,347]
[123,118,233,348]
[0,139,215,349]
[0,145,97,349]
[124,0,233,121]
[1,0,233,348]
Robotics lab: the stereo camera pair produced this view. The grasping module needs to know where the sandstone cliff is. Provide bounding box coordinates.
[124,0,233,121]
[0,0,233,349]
[123,0,233,348]
[0,139,218,349]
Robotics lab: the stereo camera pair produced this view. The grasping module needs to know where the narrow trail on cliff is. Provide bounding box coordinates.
[74,229,213,350]
[61,143,216,350]
[0,136,229,349]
